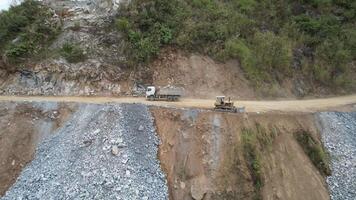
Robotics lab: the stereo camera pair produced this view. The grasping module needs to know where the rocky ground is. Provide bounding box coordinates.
[1,103,168,200]
[0,101,75,196]
[318,112,356,200]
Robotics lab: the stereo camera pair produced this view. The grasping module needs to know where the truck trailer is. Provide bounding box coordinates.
[146,86,183,101]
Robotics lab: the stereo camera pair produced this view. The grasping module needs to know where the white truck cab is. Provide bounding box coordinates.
[146,86,156,98]
[146,85,182,101]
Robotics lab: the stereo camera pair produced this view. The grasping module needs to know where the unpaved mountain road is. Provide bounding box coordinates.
[0,95,355,113]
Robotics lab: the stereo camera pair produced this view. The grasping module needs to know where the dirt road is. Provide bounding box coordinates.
[0,95,355,113]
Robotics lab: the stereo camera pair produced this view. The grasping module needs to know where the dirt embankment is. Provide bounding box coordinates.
[151,108,330,200]
[151,49,256,99]
[0,102,76,196]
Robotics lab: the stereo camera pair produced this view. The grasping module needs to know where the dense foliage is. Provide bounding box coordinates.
[0,0,60,65]
[117,0,356,91]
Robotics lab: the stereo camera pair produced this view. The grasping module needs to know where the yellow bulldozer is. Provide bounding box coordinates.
[214,96,245,113]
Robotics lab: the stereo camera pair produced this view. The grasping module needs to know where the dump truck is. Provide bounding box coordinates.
[146,86,183,101]
[214,96,245,113]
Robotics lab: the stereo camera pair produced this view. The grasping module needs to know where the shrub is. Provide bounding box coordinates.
[60,43,86,63]
[294,15,322,36]
[4,43,31,64]
[220,38,268,85]
[115,18,130,32]
[133,37,159,62]
[254,32,292,72]
[126,30,160,62]
[295,130,331,176]
[252,31,292,83]
[157,24,173,44]
[313,38,352,86]
[232,0,257,13]
[116,0,355,92]
[313,64,331,85]
[0,0,61,66]
[0,1,41,44]
[117,0,185,63]
[224,38,251,59]
[341,28,356,59]
[333,73,352,88]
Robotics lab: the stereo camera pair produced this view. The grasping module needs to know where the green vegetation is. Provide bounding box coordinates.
[295,130,331,176]
[60,43,86,63]
[0,0,61,65]
[241,124,278,199]
[242,128,263,195]
[117,0,356,92]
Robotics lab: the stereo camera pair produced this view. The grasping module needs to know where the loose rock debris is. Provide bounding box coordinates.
[1,104,168,200]
[318,112,356,200]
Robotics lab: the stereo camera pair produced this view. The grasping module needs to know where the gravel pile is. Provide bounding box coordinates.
[318,112,356,200]
[2,103,168,200]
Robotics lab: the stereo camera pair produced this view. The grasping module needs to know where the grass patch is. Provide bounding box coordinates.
[241,123,279,199]
[295,130,331,176]
[60,43,86,63]
[241,128,263,200]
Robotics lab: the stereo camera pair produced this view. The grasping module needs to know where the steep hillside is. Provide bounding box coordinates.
[0,0,130,96]
[151,108,331,200]
[117,0,356,97]
[0,0,355,98]
[1,103,169,199]
[0,102,75,195]
[1,101,355,199]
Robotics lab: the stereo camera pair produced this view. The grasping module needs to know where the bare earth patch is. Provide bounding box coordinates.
[0,102,76,196]
[151,107,330,200]
[151,49,256,99]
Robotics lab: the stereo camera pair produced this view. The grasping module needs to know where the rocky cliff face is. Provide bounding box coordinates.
[0,0,255,99]
[0,0,147,96]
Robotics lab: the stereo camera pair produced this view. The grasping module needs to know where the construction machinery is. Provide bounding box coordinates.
[146,86,183,101]
[214,96,245,113]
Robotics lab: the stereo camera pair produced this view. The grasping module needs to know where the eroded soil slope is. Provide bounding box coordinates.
[151,49,256,99]
[0,102,75,196]
[151,108,330,200]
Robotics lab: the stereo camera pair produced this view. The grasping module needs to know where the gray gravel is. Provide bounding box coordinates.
[2,103,168,200]
[318,112,356,200]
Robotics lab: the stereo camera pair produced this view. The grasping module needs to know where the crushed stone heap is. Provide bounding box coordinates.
[1,103,168,200]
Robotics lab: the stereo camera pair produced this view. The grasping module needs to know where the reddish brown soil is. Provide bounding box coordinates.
[151,107,330,200]
[150,49,256,99]
[0,103,75,196]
